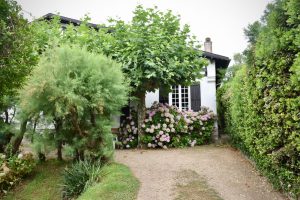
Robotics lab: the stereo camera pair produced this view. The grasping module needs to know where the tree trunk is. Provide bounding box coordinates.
[74,149,85,161]
[90,109,96,126]
[57,141,63,161]
[54,119,63,161]
[70,106,85,137]
[4,110,9,124]
[137,93,146,148]
[11,119,28,154]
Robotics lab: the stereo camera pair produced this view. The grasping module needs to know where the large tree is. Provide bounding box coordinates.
[0,0,38,152]
[106,5,208,143]
[0,0,38,102]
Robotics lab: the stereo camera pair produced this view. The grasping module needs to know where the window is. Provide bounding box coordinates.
[171,86,180,108]
[169,85,191,110]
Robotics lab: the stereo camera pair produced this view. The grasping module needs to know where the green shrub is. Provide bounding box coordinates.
[217,1,300,194]
[217,1,300,197]
[0,152,36,194]
[19,45,130,161]
[61,159,103,199]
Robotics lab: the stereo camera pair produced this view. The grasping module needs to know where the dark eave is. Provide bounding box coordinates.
[203,51,231,68]
[41,13,101,30]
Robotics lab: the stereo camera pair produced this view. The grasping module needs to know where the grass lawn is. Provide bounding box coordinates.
[4,161,139,200]
[4,160,67,200]
[78,163,140,200]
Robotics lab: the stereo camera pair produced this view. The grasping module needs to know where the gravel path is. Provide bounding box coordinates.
[115,145,287,200]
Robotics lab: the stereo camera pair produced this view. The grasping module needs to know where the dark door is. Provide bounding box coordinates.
[159,87,169,104]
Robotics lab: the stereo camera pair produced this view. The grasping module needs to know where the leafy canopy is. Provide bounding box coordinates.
[0,0,38,101]
[106,5,208,95]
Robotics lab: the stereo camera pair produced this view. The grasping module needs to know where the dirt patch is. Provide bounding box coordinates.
[115,145,287,200]
[174,170,222,200]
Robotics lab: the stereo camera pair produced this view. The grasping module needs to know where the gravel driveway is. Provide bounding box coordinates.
[115,145,287,200]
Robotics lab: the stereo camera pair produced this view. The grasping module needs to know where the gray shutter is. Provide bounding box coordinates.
[191,84,201,111]
[159,87,169,104]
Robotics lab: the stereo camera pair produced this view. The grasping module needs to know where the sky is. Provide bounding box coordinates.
[17,0,272,63]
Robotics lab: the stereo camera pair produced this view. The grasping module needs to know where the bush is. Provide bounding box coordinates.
[62,159,103,199]
[217,1,300,198]
[118,102,215,149]
[118,110,138,149]
[19,45,130,161]
[0,152,36,194]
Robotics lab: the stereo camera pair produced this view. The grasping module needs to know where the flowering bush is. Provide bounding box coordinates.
[0,152,36,194]
[117,110,138,149]
[118,102,215,149]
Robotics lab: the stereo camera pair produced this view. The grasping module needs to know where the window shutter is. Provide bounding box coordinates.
[159,87,169,104]
[190,84,201,111]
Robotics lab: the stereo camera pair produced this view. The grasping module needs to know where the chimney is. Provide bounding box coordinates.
[204,37,212,53]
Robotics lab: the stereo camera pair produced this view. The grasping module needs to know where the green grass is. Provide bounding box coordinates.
[3,161,139,200]
[78,163,140,200]
[4,160,67,200]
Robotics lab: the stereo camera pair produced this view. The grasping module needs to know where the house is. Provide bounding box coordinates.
[41,14,231,137]
[146,37,230,114]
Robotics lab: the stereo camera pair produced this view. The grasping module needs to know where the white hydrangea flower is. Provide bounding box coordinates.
[0,154,6,159]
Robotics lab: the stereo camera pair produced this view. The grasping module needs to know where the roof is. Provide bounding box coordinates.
[41,13,100,30]
[203,51,231,68]
[41,13,231,68]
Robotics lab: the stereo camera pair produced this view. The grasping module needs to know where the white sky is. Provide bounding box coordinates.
[17,0,272,62]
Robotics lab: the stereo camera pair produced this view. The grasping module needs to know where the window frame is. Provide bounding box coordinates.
[168,85,191,111]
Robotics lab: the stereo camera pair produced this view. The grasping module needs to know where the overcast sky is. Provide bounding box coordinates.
[17,0,272,62]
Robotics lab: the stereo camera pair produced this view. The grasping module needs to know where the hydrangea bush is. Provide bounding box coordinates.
[117,111,138,149]
[118,102,215,149]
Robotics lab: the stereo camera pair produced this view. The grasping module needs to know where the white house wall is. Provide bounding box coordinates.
[145,89,159,108]
[200,77,217,113]
[200,61,217,114]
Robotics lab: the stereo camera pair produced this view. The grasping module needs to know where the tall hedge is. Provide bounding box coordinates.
[217,0,300,198]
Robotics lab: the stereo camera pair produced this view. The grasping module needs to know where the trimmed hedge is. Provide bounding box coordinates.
[217,0,300,198]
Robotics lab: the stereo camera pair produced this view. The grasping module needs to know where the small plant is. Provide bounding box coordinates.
[0,152,36,194]
[61,159,103,199]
